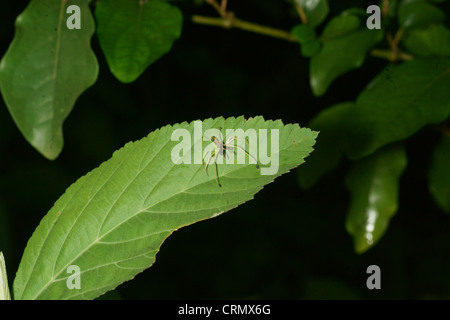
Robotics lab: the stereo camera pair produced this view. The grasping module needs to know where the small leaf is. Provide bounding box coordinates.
[399,0,446,29]
[0,0,98,160]
[298,102,353,189]
[291,24,316,43]
[310,28,383,96]
[95,0,183,83]
[346,58,450,159]
[345,145,407,254]
[13,116,317,300]
[295,0,329,27]
[320,14,361,41]
[291,25,320,57]
[301,40,321,57]
[0,252,11,300]
[429,136,450,213]
[402,24,450,57]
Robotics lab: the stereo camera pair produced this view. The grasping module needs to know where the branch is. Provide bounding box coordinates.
[192,15,297,42]
[192,0,297,43]
[370,49,414,62]
[295,4,308,24]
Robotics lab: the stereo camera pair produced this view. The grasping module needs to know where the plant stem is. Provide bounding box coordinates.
[382,0,389,18]
[194,0,297,42]
[295,4,308,24]
[206,0,227,18]
[370,49,413,62]
[192,15,297,42]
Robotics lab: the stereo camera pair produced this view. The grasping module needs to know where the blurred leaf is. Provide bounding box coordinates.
[346,58,450,159]
[13,116,317,300]
[298,102,353,189]
[0,0,98,160]
[310,28,382,96]
[295,0,329,27]
[95,0,182,83]
[429,136,450,213]
[291,25,320,57]
[403,24,450,57]
[345,145,407,254]
[399,0,445,29]
[320,13,361,40]
[291,24,316,43]
[0,252,10,300]
[386,0,400,19]
[301,40,321,57]
[303,277,359,299]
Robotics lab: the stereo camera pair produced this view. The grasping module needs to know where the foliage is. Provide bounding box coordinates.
[0,0,449,299]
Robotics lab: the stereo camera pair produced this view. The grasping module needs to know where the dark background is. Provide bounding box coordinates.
[1,0,450,299]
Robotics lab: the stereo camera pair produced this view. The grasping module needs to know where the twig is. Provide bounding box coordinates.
[295,3,308,24]
[206,0,227,18]
[370,49,413,62]
[382,0,389,18]
[374,28,410,62]
[192,15,297,42]
[193,0,297,42]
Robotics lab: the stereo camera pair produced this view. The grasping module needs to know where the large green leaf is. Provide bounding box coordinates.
[298,102,353,189]
[402,24,450,57]
[310,15,382,96]
[345,145,407,254]
[295,0,329,27]
[0,0,98,160]
[346,58,450,159]
[13,116,317,300]
[399,0,446,29]
[429,136,450,213]
[95,0,182,83]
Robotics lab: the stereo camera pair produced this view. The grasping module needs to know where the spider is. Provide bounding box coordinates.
[202,129,259,187]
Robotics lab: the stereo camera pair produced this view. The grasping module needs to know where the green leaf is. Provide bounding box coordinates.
[95,0,182,83]
[429,136,450,213]
[298,102,353,189]
[320,14,361,41]
[310,28,383,96]
[0,0,98,160]
[403,24,450,57]
[291,25,320,57]
[295,0,329,27]
[346,58,450,159]
[13,116,317,300]
[0,252,11,300]
[301,40,321,58]
[291,24,316,43]
[345,145,407,254]
[399,0,446,29]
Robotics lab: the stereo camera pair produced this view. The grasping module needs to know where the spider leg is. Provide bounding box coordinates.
[233,145,260,169]
[224,136,259,168]
[202,149,215,175]
[210,149,222,187]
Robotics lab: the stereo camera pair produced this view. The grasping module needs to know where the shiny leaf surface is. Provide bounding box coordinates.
[345,145,407,253]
